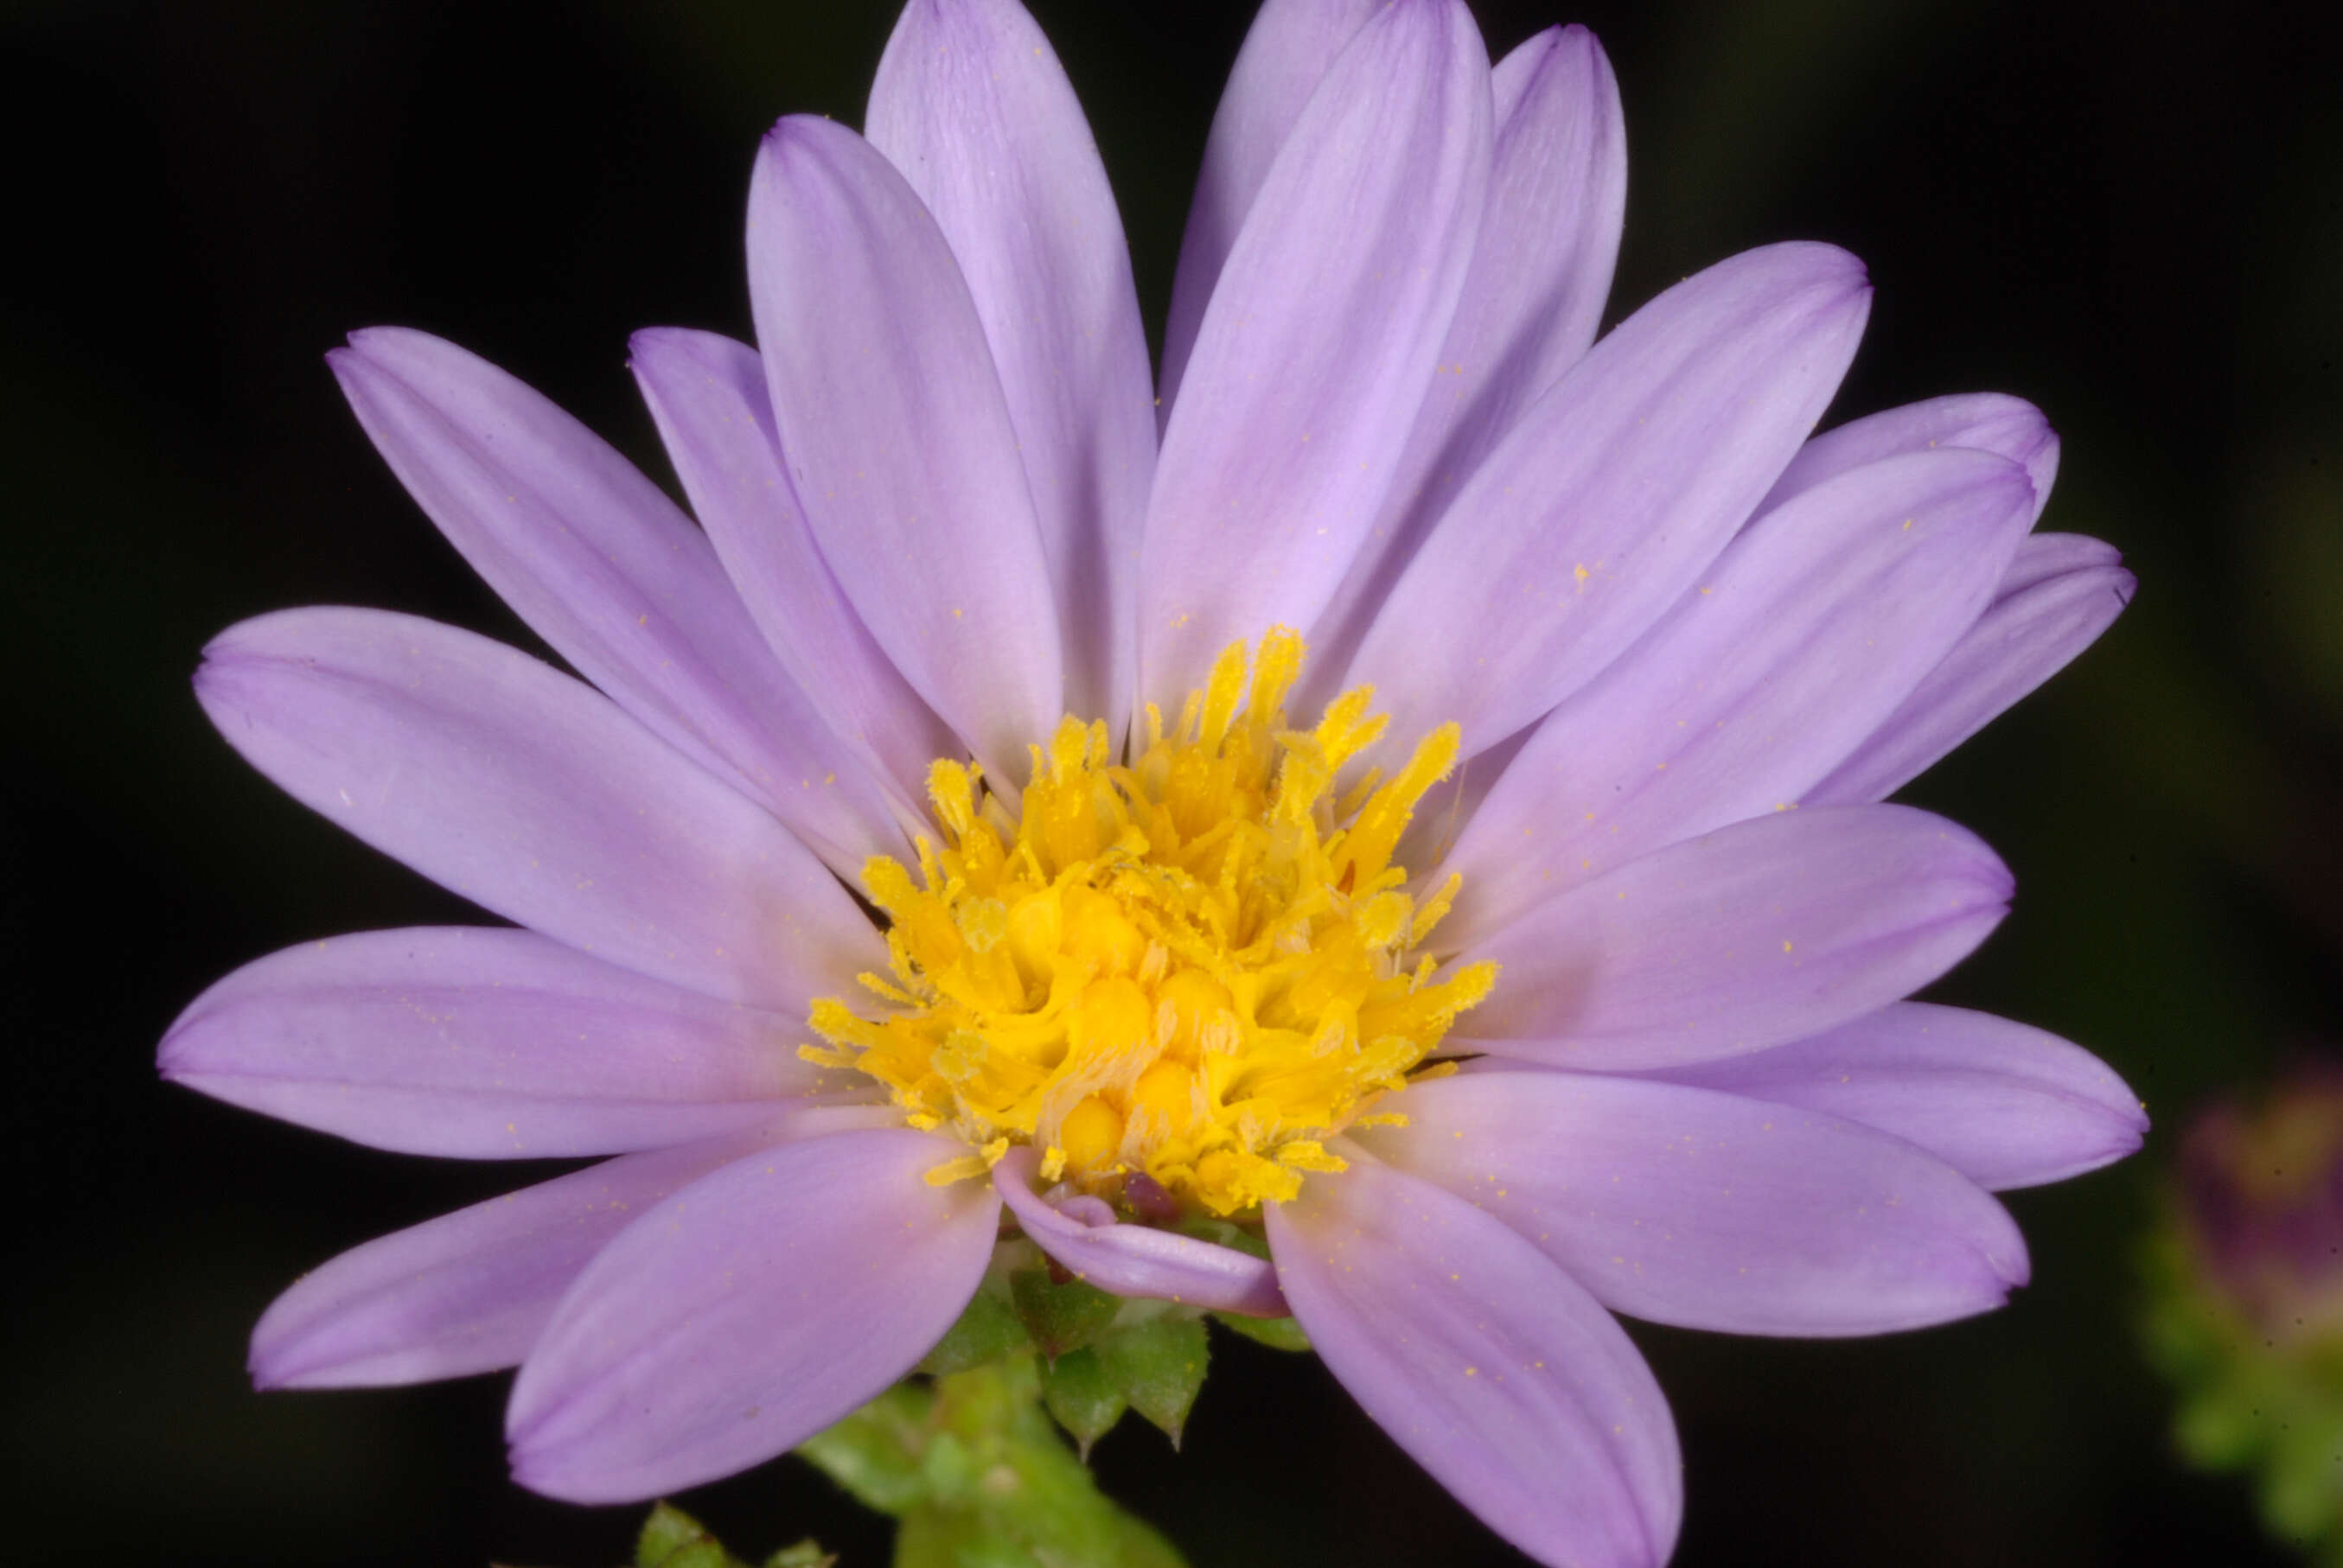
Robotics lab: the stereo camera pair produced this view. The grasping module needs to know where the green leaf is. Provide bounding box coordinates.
[920,1284,1031,1376]
[1040,1347,1127,1454]
[1095,1317,1208,1445]
[1211,1310,1311,1352]
[1009,1266,1121,1357]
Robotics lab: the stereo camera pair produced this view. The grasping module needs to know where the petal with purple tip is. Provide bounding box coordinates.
[1455,804,2011,1070]
[506,1127,1000,1503]
[247,1112,891,1390]
[1138,0,1493,706]
[747,117,1061,775]
[1360,1070,2029,1336]
[1157,0,1386,418]
[629,326,952,823]
[1304,25,1628,701]
[1808,533,2135,804]
[1644,1002,2148,1190]
[1440,448,2035,948]
[992,1148,1286,1317]
[159,927,875,1159]
[866,0,1156,727]
[1267,1152,1681,1568]
[329,328,903,876]
[195,608,883,1010]
[1345,242,1872,756]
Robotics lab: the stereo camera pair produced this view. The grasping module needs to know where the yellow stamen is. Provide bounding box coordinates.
[808,631,1497,1217]
[1058,1095,1126,1174]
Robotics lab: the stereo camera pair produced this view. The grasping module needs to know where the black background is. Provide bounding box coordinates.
[4,1,2340,1564]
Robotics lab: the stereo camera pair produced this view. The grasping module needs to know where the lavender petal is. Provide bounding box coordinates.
[1808,532,2135,804]
[1645,1002,2148,1190]
[248,1114,885,1389]
[1304,25,1627,704]
[1138,0,1492,706]
[1456,804,2011,1070]
[866,0,1156,728]
[630,327,952,827]
[747,117,1062,776]
[1267,1152,1681,1568]
[1441,448,2035,949]
[1156,0,1386,421]
[1344,242,1872,757]
[195,608,883,1010]
[1760,391,2061,526]
[1362,1070,2029,1335]
[159,927,874,1158]
[507,1127,1000,1503]
[329,329,903,877]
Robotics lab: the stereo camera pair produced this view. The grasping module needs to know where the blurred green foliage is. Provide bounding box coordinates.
[2142,1071,2343,1563]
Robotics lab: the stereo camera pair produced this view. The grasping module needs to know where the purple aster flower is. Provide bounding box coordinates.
[159,0,2148,1563]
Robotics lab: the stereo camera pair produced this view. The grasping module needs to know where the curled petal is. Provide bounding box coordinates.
[160,927,871,1158]
[1268,1152,1681,1568]
[507,1127,1000,1503]
[1361,1070,2029,1335]
[195,608,883,1010]
[1457,805,2011,1070]
[993,1147,1287,1316]
[1644,1002,2148,1190]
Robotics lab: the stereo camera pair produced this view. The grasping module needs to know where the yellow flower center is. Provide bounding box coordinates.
[802,630,1495,1218]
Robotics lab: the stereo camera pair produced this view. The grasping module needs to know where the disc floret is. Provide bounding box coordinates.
[804,630,1495,1217]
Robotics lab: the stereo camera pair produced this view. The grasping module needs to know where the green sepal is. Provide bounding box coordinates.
[1009,1266,1121,1357]
[1210,1310,1311,1352]
[637,1502,712,1567]
[763,1544,838,1568]
[635,1501,746,1568]
[919,1284,1030,1377]
[635,1500,832,1568]
[1095,1316,1208,1445]
[1040,1347,1127,1453]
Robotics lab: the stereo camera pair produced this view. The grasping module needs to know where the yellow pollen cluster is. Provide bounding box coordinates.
[802,630,1496,1217]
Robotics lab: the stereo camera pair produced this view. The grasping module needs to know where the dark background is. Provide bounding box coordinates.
[4,1,2340,1564]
